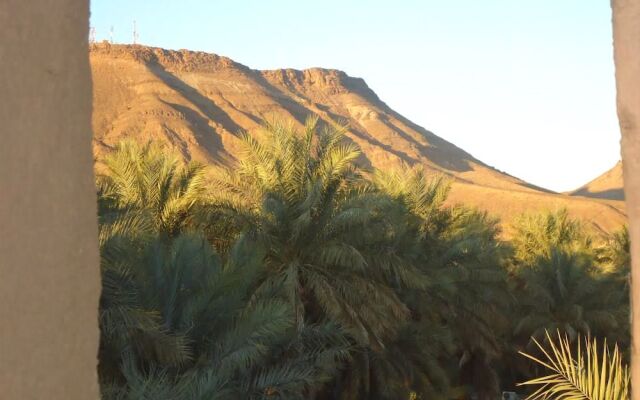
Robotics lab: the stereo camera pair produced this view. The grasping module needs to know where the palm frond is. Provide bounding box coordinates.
[518,330,629,400]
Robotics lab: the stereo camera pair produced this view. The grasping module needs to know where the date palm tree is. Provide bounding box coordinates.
[97,140,350,399]
[513,249,619,347]
[597,226,631,357]
[97,140,209,238]
[208,117,409,350]
[99,227,350,399]
[342,167,512,399]
[510,211,621,351]
[510,209,593,265]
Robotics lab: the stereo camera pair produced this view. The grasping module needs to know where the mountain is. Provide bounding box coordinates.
[570,161,624,200]
[90,43,626,235]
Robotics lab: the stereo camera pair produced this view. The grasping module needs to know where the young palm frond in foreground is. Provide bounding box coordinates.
[517,330,629,400]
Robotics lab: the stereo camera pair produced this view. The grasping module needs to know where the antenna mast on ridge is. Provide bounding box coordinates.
[89,26,96,45]
[133,20,139,45]
[109,26,114,44]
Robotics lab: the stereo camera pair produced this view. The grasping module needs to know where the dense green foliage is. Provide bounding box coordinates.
[96,118,630,399]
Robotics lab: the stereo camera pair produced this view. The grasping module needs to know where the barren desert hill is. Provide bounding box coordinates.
[569,161,624,201]
[89,43,626,235]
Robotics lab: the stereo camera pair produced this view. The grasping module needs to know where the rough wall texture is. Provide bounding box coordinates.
[0,1,100,399]
[612,0,640,397]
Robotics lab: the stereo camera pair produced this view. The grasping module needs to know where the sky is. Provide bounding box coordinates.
[90,0,621,192]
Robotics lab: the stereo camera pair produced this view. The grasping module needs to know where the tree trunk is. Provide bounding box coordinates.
[612,0,640,397]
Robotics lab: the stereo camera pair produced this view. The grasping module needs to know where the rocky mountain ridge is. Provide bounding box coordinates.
[90,43,626,235]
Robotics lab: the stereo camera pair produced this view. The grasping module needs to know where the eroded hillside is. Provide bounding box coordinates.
[90,43,626,235]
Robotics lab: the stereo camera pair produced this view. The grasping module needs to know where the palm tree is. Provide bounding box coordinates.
[510,211,622,354]
[208,117,409,350]
[97,140,209,238]
[510,209,593,265]
[99,210,331,398]
[97,140,351,399]
[365,167,511,399]
[514,249,619,346]
[434,208,511,399]
[597,226,631,357]
[598,226,631,278]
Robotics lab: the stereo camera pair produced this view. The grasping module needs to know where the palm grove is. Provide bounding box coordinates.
[96,118,630,399]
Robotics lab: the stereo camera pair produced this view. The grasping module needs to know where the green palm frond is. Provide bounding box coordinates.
[518,330,629,400]
[511,209,593,264]
[98,139,209,237]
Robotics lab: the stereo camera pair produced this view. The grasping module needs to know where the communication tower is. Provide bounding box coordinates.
[133,20,139,45]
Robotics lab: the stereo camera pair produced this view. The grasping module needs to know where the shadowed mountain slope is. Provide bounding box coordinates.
[90,43,626,235]
[570,161,625,201]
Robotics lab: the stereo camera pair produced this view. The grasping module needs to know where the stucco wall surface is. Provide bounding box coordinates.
[0,1,100,399]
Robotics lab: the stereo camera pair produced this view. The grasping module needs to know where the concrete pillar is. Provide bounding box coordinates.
[0,1,100,399]
[612,0,640,397]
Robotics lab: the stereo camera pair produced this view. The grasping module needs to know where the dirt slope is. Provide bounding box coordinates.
[90,43,626,235]
[570,161,625,201]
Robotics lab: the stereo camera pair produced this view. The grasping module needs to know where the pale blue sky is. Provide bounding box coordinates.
[90,1,621,192]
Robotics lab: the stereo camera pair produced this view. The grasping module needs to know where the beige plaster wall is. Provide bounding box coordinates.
[0,0,100,399]
[612,0,640,397]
